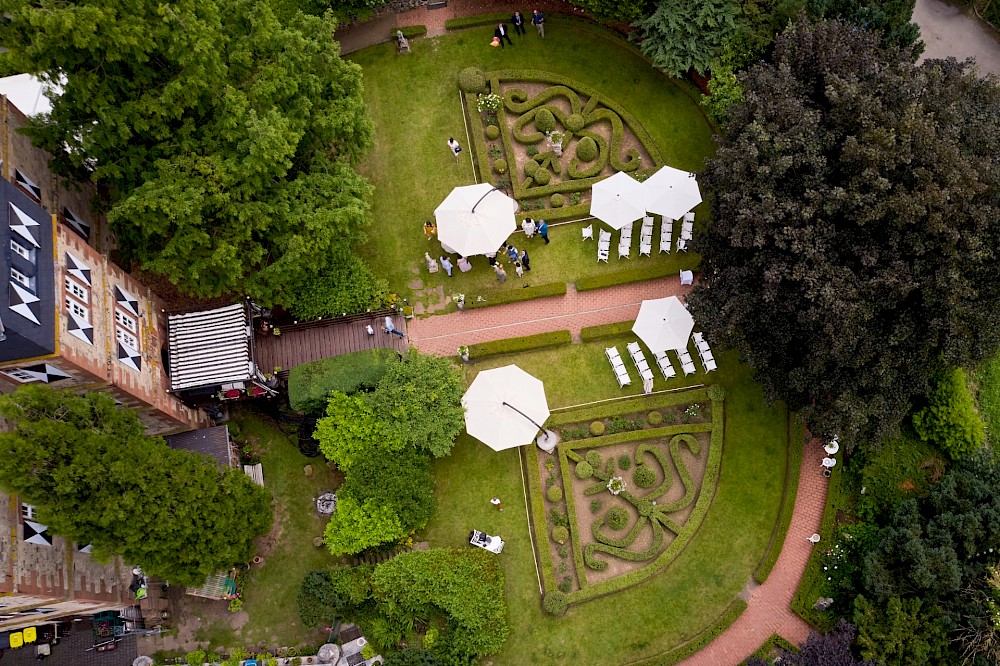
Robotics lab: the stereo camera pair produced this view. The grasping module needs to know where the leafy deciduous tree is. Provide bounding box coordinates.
[691,17,1000,443]
[0,386,272,586]
[912,367,985,460]
[632,0,741,76]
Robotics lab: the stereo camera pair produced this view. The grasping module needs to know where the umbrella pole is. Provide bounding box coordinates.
[501,401,551,438]
[471,186,507,213]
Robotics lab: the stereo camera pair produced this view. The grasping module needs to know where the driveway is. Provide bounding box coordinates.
[915,0,1000,75]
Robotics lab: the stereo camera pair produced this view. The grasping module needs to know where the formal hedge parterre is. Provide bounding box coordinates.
[466,330,571,359]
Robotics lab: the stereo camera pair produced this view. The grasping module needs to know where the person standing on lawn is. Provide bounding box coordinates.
[537,219,550,244]
[447,137,462,160]
[532,9,545,38]
[494,22,513,48]
[520,248,531,271]
[512,11,525,36]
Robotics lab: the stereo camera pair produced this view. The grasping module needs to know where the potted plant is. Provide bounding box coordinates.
[457,346,470,362]
[453,293,466,310]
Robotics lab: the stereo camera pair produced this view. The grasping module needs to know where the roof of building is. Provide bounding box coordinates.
[0,179,56,362]
[163,425,233,470]
[0,73,62,117]
[0,627,137,666]
[166,303,252,391]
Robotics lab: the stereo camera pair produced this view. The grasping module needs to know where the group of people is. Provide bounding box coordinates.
[521,217,550,244]
[493,10,545,47]
[421,215,551,283]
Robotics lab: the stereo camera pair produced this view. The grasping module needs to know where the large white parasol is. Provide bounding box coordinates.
[434,184,517,257]
[462,365,550,451]
[590,171,646,230]
[642,165,702,220]
[632,296,695,354]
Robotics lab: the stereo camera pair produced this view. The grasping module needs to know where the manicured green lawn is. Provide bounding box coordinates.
[424,344,789,664]
[349,24,715,306]
[231,412,341,648]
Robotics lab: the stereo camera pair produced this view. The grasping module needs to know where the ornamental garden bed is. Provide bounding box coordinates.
[528,386,723,610]
[461,68,662,222]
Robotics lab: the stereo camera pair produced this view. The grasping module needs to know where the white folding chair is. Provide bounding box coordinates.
[693,332,704,345]
[684,212,695,222]
[659,218,673,253]
[680,221,693,241]
[582,224,594,241]
[606,347,631,387]
[702,357,717,373]
[641,216,654,238]
[676,237,688,252]
[639,238,652,257]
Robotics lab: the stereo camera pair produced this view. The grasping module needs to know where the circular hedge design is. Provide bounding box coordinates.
[575,460,594,479]
[494,158,508,175]
[606,507,628,530]
[533,168,551,185]
[535,108,556,133]
[523,160,538,177]
[589,421,605,437]
[458,67,487,93]
[565,112,586,132]
[486,125,500,140]
[585,450,602,467]
[634,464,656,488]
[647,411,663,426]
[576,136,598,162]
[551,193,564,207]
[552,526,569,544]
[547,485,563,502]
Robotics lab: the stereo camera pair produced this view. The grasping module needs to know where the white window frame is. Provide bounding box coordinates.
[65,277,89,303]
[115,310,137,333]
[116,327,138,352]
[10,239,32,262]
[10,267,32,290]
[65,297,88,322]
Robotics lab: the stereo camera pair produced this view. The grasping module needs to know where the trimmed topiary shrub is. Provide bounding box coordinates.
[551,193,564,207]
[532,168,551,185]
[522,160,538,176]
[485,125,500,140]
[585,450,601,466]
[618,454,631,470]
[913,367,985,460]
[565,113,585,132]
[590,499,603,514]
[634,464,656,488]
[589,421,605,437]
[493,158,507,175]
[543,591,568,615]
[575,460,594,479]
[647,411,663,425]
[535,108,556,132]
[546,485,563,502]
[551,526,569,544]
[576,136,598,161]
[458,67,487,93]
[606,506,629,530]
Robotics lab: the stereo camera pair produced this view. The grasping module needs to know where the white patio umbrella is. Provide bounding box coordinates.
[643,165,702,220]
[434,183,517,257]
[590,171,645,230]
[462,365,550,451]
[632,296,695,354]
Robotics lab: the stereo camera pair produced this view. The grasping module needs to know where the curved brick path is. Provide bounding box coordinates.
[677,443,827,665]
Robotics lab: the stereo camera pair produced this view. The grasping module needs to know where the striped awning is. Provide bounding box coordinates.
[167,303,252,391]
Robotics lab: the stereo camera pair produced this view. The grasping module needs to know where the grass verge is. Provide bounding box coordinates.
[754,418,803,584]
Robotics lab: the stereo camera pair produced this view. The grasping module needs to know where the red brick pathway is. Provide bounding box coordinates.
[676,442,828,665]
[406,277,689,356]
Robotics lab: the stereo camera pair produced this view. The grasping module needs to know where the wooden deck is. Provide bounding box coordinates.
[255,310,408,376]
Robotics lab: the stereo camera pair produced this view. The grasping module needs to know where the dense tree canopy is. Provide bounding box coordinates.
[0,0,383,316]
[0,386,272,586]
[807,0,921,50]
[633,0,740,76]
[776,620,874,665]
[691,17,1000,443]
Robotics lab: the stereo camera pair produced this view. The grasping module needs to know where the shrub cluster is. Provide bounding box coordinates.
[533,168,551,185]
[551,526,569,544]
[288,348,401,415]
[535,108,556,132]
[589,421,606,437]
[493,158,507,174]
[633,464,656,488]
[546,485,563,502]
[912,367,985,460]
[576,136,598,161]
[606,507,629,530]
[565,113,585,132]
[647,411,663,426]
[618,454,632,470]
[542,591,568,615]
[550,193,564,207]
[485,125,500,140]
[458,67,487,93]
[575,460,594,479]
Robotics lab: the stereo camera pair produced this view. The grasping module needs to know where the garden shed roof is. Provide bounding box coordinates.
[167,303,252,391]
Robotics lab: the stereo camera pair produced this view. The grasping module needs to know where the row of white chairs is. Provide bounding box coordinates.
[586,213,695,261]
[626,342,654,383]
[605,346,631,387]
[692,332,716,372]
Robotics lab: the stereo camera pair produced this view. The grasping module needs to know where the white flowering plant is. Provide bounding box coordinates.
[477,93,501,113]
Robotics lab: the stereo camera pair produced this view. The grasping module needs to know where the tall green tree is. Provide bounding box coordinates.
[574,0,650,22]
[0,386,272,586]
[632,0,741,76]
[0,0,381,315]
[807,0,921,51]
[690,17,1000,443]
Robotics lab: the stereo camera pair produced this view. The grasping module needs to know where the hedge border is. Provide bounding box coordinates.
[745,633,798,663]
[467,330,572,360]
[390,25,427,39]
[753,416,803,584]
[575,261,690,292]
[550,386,709,426]
[461,281,567,311]
[579,320,635,342]
[525,444,558,594]
[559,393,723,604]
[444,12,511,30]
[790,462,847,629]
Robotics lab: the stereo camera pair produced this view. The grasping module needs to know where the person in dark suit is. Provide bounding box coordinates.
[512,11,525,36]
[494,22,513,48]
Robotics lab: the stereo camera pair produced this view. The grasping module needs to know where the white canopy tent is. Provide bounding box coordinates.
[590,171,646,230]
[462,365,550,451]
[642,165,702,220]
[434,184,517,257]
[632,296,695,354]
